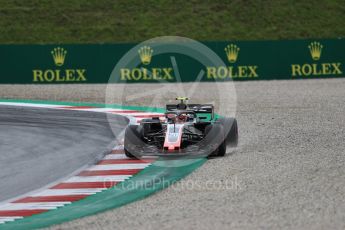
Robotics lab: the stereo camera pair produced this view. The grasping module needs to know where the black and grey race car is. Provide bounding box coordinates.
[124,97,238,158]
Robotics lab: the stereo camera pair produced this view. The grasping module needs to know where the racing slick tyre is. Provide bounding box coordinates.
[204,124,226,157]
[124,125,144,159]
[217,117,238,147]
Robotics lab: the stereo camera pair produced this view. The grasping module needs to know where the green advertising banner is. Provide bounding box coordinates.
[0,39,344,84]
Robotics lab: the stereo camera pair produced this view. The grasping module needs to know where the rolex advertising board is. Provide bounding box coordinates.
[0,39,343,84]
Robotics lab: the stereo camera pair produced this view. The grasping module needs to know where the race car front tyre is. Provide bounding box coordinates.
[204,124,226,157]
[124,125,144,159]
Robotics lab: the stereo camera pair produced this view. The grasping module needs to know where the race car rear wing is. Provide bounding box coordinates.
[166,104,214,120]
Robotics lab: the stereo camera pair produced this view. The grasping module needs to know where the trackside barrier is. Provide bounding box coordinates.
[0,39,344,84]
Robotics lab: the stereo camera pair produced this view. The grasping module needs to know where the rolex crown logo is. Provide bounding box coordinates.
[51,47,67,66]
[225,44,240,63]
[138,46,153,65]
[308,41,323,61]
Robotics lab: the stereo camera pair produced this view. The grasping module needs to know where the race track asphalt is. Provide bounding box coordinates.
[0,105,126,202]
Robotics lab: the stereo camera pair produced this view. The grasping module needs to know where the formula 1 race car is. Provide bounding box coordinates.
[124,97,238,158]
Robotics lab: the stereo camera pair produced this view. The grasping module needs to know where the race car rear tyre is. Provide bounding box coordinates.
[217,117,238,147]
[204,124,226,157]
[124,125,144,159]
[217,138,227,157]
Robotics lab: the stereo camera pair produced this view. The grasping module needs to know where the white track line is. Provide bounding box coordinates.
[33,188,107,196]
[104,154,157,160]
[0,217,23,221]
[0,217,23,224]
[65,175,132,183]
[0,102,66,108]
[112,145,125,150]
[113,112,163,116]
[63,108,127,112]
[0,202,70,210]
[0,217,23,220]
[104,154,128,160]
[89,164,151,171]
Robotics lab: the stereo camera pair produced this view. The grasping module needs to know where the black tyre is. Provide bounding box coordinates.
[124,125,144,159]
[204,124,226,157]
[217,138,227,156]
[217,117,238,147]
